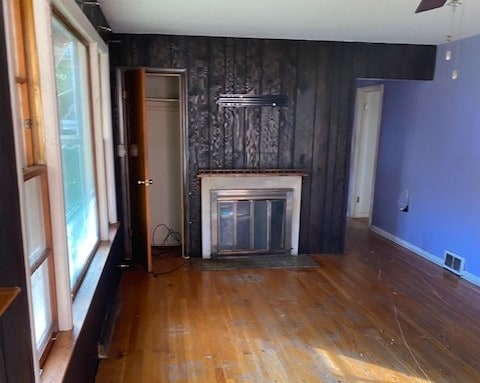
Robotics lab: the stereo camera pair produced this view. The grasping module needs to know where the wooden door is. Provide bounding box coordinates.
[125,69,152,271]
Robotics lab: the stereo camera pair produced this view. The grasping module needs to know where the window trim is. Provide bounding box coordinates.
[23,166,58,365]
[32,0,115,333]
[51,11,101,293]
[5,0,117,379]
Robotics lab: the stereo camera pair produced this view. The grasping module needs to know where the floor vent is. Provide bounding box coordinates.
[443,251,465,276]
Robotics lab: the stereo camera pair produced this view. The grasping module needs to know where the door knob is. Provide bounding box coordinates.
[137,179,153,185]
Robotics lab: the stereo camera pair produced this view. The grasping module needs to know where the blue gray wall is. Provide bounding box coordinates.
[369,34,480,281]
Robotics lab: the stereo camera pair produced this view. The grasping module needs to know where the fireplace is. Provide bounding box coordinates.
[211,188,293,256]
[199,170,305,259]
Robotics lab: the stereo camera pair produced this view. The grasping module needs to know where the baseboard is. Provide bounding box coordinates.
[463,271,480,287]
[97,293,120,359]
[370,225,480,288]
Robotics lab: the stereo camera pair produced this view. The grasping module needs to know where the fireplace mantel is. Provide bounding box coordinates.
[200,171,305,259]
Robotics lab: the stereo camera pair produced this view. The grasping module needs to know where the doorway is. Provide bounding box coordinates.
[121,69,187,271]
[347,85,384,224]
[145,73,183,248]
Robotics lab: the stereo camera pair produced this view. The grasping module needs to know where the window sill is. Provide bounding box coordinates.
[40,223,120,383]
[0,287,21,317]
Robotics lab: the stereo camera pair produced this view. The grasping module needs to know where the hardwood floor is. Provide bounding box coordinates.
[95,220,480,383]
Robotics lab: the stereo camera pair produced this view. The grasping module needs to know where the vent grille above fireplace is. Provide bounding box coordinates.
[216,94,288,107]
[211,189,293,256]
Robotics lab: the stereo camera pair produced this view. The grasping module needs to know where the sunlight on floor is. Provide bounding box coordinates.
[315,347,433,383]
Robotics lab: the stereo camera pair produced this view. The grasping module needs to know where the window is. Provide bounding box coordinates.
[8,0,58,368]
[52,16,99,290]
[23,168,57,364]
[6,0,116,377]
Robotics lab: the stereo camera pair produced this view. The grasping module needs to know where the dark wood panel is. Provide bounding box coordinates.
[130,35,150,67]
[233,39,246,168]
[79,3,111,44]
[170,36,188,68]
[186,37,210,256]
[278,41,298,169]
[148,35,171,68]
[308,42,333,253]
[319,43,344,252]
[209,38,226,169]
[352,43,369,79]
[223,39,235,169]
[245,39,262,169]
[187,37,210,170]
[293,41,318,252]
[259,40,282,168]
[109,34,436,256]
[330,44,355,253]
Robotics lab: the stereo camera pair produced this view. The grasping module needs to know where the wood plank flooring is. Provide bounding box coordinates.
[95,220,480,383]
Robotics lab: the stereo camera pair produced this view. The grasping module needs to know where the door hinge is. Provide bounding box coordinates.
[122,90,127,100]
[356,196,360,203]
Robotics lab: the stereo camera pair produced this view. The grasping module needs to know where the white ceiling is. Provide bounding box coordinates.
[97,0,480,45]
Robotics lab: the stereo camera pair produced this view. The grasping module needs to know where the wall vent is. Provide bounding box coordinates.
[443,250,465,276]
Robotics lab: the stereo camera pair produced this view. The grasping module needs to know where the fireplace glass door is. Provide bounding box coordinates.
[211,189,293,256]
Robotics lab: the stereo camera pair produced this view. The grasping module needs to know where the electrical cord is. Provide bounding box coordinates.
[152,223,181,246]
[151,260,187,277]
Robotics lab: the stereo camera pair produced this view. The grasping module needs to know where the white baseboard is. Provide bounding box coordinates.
[463,271,480,287]
[370,225,480,288]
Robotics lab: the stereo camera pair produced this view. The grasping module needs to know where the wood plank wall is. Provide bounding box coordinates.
[109,35,436,257]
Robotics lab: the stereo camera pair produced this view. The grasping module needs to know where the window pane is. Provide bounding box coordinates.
[219,202,234,250]
[270,200,285,250]
[31,260,53,352]
[52,17,99,289]
[253,201,268,250]
[24,177,47,267]
[236,201,251,250]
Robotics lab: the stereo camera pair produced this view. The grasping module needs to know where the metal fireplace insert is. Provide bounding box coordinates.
[210,189,293,256]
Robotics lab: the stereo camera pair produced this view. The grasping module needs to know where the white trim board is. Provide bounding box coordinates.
[370,225,480,288]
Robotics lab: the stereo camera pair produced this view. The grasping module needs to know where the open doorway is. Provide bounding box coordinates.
[347,84,384,225]
[145,73,183,244]
[120,69,187,272]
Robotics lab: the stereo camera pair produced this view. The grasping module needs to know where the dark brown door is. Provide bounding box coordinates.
[125,69,152,271]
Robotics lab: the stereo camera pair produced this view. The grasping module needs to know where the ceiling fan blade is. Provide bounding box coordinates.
[415,0,448,13]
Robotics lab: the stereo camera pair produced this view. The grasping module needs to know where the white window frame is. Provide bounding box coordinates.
[32,0,116,331]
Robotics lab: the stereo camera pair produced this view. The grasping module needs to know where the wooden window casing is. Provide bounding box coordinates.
[11,0,45,165]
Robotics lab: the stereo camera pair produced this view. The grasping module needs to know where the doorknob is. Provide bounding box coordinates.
[137,179,153,185]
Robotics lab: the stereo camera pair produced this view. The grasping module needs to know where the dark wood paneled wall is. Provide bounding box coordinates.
[0,4,35,382]
[110,35,436,257]
[78,1,111,42]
